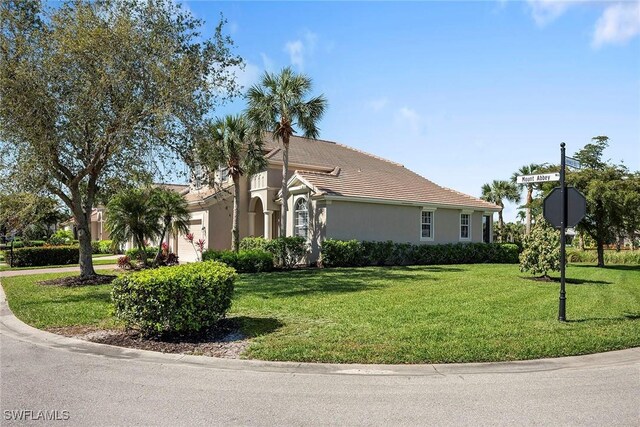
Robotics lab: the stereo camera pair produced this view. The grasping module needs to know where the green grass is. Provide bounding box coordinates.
[2,264,639,364]
[1,270,120,330]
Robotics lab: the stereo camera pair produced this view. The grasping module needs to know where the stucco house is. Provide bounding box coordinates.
[171,135,501,263]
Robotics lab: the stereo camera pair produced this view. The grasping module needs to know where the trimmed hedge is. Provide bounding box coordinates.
[125,247,158,261]
[239,236,308,268]
[321,240,520,268]
[239,237,268,252]
[4,246,79,267]
[202,249,274,273]
[566,249,640,264]
[91,240,118,254]
[111,261,237,336]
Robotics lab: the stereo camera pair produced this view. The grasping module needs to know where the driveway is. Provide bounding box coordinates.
[1,287,639,426]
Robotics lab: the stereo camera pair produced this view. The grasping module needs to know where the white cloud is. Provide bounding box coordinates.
[592,2,640,48]
[395,107,423,134]
[231,61,261,90]
[260,53,275,73]
[284,40,305,69]
[366,97,388,112]
[284,30,319,70]
[527,0,576,26]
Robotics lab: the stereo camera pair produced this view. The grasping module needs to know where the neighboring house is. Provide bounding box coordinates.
[170,135,501,263]
[60,207,110,241]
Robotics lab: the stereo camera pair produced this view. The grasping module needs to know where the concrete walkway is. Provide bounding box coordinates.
[0,263,117,277]
[1,284,639,425]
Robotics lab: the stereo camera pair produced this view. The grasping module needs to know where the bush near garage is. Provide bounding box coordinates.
[4,246,79,267]
[320,240,520,268]
[125,247,158,261]
[111,261,237,336]
[202,249,274,273]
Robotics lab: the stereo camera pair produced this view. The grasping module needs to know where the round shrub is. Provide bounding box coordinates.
[202,249,274,273]
[111,261,237,336]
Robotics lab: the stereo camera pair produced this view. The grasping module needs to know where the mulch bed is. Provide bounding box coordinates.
[47,319,249,359]
[37,274,117,287]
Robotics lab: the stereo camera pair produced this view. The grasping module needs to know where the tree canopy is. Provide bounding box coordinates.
[0,0,242,276]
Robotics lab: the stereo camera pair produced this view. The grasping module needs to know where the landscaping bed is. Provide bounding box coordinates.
[2,264,639,364]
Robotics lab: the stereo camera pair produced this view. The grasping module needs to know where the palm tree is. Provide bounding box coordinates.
[481,180,521,242]
[106,188,161,266]
[150,187,190,266]
[246,67,327,237]
[511,163,544,235]
[198,115,267,252]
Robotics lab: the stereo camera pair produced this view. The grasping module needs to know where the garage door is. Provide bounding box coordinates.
[177,219,203,263]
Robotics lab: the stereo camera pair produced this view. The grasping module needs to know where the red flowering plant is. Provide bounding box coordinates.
[184,233,204,261]
[161,242,169,256]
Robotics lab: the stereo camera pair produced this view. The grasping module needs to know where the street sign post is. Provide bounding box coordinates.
[565,156,582,169]
[516,173,560,184]
[541,143,587,322]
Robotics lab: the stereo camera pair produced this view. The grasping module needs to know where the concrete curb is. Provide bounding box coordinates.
[1,283,639,377]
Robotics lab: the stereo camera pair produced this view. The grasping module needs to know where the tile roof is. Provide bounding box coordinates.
[263,135,500,211]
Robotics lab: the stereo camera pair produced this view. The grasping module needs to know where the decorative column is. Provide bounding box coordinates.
[248,212,256,237]
[264,211,273,240]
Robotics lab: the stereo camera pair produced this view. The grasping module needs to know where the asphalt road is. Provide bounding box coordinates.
[1,293,639,426]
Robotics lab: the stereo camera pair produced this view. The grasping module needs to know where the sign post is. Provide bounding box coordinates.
[559,143,567,321]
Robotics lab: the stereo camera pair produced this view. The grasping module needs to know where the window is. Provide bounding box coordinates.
[191,164,204,190]
[421,210,433,240]
[460,213,471,240]
[294,198,309,239]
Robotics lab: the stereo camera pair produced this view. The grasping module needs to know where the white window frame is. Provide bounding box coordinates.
[460,212,472,241]
[420,208,435,241]
[294,197,309,239]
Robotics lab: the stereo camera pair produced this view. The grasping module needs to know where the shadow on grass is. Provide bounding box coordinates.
[567,312,640,323]
[521,276,612,285]
[233,316,284,339]
[570,264,640,272]
[237,267,440,298]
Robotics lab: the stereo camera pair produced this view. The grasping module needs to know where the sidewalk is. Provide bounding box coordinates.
[0,263,118,278]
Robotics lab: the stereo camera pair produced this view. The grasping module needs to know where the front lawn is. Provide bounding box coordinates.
[2,264,639,363]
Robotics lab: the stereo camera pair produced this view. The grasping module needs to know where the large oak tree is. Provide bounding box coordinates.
[0,0,242,277]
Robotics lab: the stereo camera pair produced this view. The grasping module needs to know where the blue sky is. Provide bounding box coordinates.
[185,0,640,222]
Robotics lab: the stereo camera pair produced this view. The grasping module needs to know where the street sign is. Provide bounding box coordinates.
[516,173,560,184]
[566,156,582,169]
[543,186,587,228]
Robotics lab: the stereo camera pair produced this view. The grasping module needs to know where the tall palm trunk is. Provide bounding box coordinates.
[280,135,290,238]
[154,221,169,266]
[525,186,533,235]
[232,173,241,252]
[498,209,504,243]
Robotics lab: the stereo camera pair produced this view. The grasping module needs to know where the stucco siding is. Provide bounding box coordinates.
[324,200,487,245]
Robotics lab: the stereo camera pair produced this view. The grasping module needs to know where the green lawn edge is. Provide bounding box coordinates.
[2,263,639,364]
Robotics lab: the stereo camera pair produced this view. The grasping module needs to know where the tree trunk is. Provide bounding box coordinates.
[75,214,96,278]
[232,173,240,252]
[596,240,605,268]
[579,233,585,251]
[525,187,533,235]
[498,209,504,243]
[280,136,290,238]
